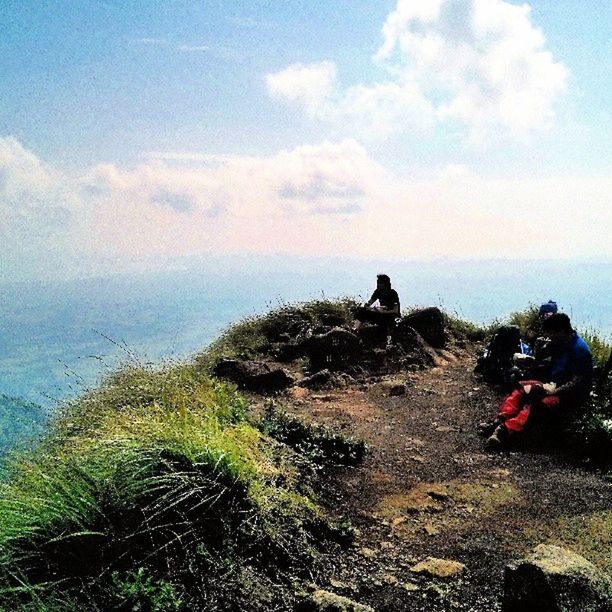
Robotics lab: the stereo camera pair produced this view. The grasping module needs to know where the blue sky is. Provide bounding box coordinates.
[1,0,611,282]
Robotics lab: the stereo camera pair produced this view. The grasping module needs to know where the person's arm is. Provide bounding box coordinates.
[551,374,586,397]
[378,303,400,315]
[364,290,378,308]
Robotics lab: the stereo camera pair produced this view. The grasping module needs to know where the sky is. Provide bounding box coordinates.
[1,0,611,283]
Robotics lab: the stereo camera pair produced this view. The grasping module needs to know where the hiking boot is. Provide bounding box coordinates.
[478,419,501,437]
[485,425,508,451]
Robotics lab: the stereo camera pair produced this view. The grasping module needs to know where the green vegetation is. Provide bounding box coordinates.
[262,403,367,467]
[0,363,336,610]
[506,304,540,337]
[580,329,612,368]
[197,297,358,371]
[442,312,488,341]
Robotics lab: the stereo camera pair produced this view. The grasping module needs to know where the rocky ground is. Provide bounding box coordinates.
[211,306,611,610]
[261,350,611,610]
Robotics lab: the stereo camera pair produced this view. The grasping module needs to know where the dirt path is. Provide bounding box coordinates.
[285,351,612,610]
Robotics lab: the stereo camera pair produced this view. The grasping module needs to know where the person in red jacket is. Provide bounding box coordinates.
[485,313,593,450]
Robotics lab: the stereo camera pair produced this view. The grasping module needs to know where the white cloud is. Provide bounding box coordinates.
[1,136,610,282]
[266,61,337,115]
[266,0,567,143]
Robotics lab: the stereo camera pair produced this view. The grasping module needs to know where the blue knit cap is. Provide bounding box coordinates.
[539,300,558,316]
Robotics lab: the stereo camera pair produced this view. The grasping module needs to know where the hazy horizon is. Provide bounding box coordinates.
[1,258,610,408]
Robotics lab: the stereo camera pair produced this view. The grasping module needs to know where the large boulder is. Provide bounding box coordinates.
[303,328,362,372]
[299,369,333,390]
[213,359,294,392]
[504,544,612,612]
[356,324,388,349]
[402,307,447,348]
[393,322,437,368]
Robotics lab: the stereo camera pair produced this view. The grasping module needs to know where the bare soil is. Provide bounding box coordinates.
[281,348,612,611]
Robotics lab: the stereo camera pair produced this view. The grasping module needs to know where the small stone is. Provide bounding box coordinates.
[424,583,448,599]
[423,522,440,536]
[424,485,450,501]
[389,384,406,396]
[401,581,420,592]
[382,574,399,586]
[410,557,466,578]
[307,589,375,612]
[330,579,349,590]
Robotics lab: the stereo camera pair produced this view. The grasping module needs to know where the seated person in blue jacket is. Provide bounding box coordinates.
[486,313,593,449]
[353,274,400,345]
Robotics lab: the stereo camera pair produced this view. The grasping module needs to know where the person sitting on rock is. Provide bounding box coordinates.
[353,274,400,345]
[485,313,593,450]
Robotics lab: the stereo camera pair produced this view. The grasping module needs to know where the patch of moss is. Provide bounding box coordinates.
[377,479,521,537]
[522,510,612,574]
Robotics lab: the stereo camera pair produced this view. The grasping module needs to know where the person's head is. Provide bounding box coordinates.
[377,274,391,290]
[538,300,558,319]
[542,312,573,345]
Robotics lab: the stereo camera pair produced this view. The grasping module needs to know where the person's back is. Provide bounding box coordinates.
[549,330,593,403]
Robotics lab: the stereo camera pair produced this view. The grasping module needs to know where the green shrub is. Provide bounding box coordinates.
[507,305,540,336]
[111,568,182,611]
[579,329,612,368]
[442,312,488,341]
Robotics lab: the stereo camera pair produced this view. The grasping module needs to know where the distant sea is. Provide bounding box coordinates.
[1,258,610,416]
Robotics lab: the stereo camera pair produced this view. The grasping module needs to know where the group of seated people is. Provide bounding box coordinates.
[353,276,594,451]
[482,305,593,450]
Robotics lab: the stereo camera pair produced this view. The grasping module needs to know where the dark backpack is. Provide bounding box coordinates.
[475,325,522,385]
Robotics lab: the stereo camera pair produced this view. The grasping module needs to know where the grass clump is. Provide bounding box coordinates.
[197,297,359,371]
[261,403,367,467]
[442,312,488,341]
[506,305,540,337]
[0,363,331,610]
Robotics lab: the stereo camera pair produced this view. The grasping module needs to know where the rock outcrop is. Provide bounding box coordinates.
[302,327,363,372]
[213,359,294,392]
[403,307,447,348]
[504,544,612,611]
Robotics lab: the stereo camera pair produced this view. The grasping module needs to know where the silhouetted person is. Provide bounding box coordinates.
[354,274,400,346]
